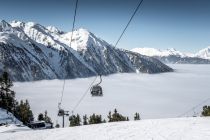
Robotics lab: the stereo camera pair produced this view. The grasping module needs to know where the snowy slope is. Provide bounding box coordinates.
[1,117,210,140]
[0,108,21,125]
[131,47,210,64]
[0,20,172,81]
[0,108,30,133]
[0,124,30,133]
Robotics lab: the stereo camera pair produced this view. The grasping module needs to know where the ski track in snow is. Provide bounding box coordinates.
[1,117,210,140]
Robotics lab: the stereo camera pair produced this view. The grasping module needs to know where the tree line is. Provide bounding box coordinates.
[66,109,141,127]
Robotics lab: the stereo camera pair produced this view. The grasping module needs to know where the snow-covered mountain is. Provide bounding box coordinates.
[195,46,210,60]
[131,47,210,64]
[131,48,192,57]
[1,117,210,140]
[0,20,172,81]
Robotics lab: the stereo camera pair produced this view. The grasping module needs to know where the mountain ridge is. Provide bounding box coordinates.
[0,20,172,81]
[131,47,210,64]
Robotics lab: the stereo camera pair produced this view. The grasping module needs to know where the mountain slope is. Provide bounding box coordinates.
[0,20,96,81]
[0,20,172,81]
[131,47,210,64]
[1,117,210,140]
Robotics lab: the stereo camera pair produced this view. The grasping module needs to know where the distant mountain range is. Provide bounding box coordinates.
[131,47,210,64]
[0,20,172,81]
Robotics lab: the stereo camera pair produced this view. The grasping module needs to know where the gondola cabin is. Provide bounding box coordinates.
[90,75,103,97]
[91,85,103,96]
[58,109,65,116]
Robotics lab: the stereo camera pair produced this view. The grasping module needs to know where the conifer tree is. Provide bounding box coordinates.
[134,112,141,120]
[44,110,52,123]
[202,105,210,116]
[38,113,44,121]
[112,109,126,122]
[83,114,88,125]
[0,71,34,126]
[107,109,127,122]
[88,113,103,124]
[69,114,81,127]
[15,100,34,125]
[108,111,112,122]
[37,111,52,123]
[0,71,15,113]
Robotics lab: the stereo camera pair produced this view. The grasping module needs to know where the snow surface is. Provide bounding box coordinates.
[12,64,210,127]
[0,108,22,125]
[0,108,29,133]
[60,28,91,51]
[9,20,98,52]
[1,117,210,140]
[0,124,30,133]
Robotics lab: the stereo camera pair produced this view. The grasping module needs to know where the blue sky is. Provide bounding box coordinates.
[0,0,210,52]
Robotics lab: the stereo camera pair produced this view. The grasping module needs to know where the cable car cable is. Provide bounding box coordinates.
[114,0,144,48]
[70,0,79,48]
[177,97,210,117]
[69,0,145,113]
[72,76,98,113]
[111,0,144,71]
[58,0,79,107]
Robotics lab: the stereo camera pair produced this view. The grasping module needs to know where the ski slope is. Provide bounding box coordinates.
[1,117,210,140]
[0,124,30,133]
[0,108,30,133]
[0,108,22,125]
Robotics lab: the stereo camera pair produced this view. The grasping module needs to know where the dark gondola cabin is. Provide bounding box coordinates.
[90,75,103,96]
[58,109,65,116]
[91,85,103,96]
